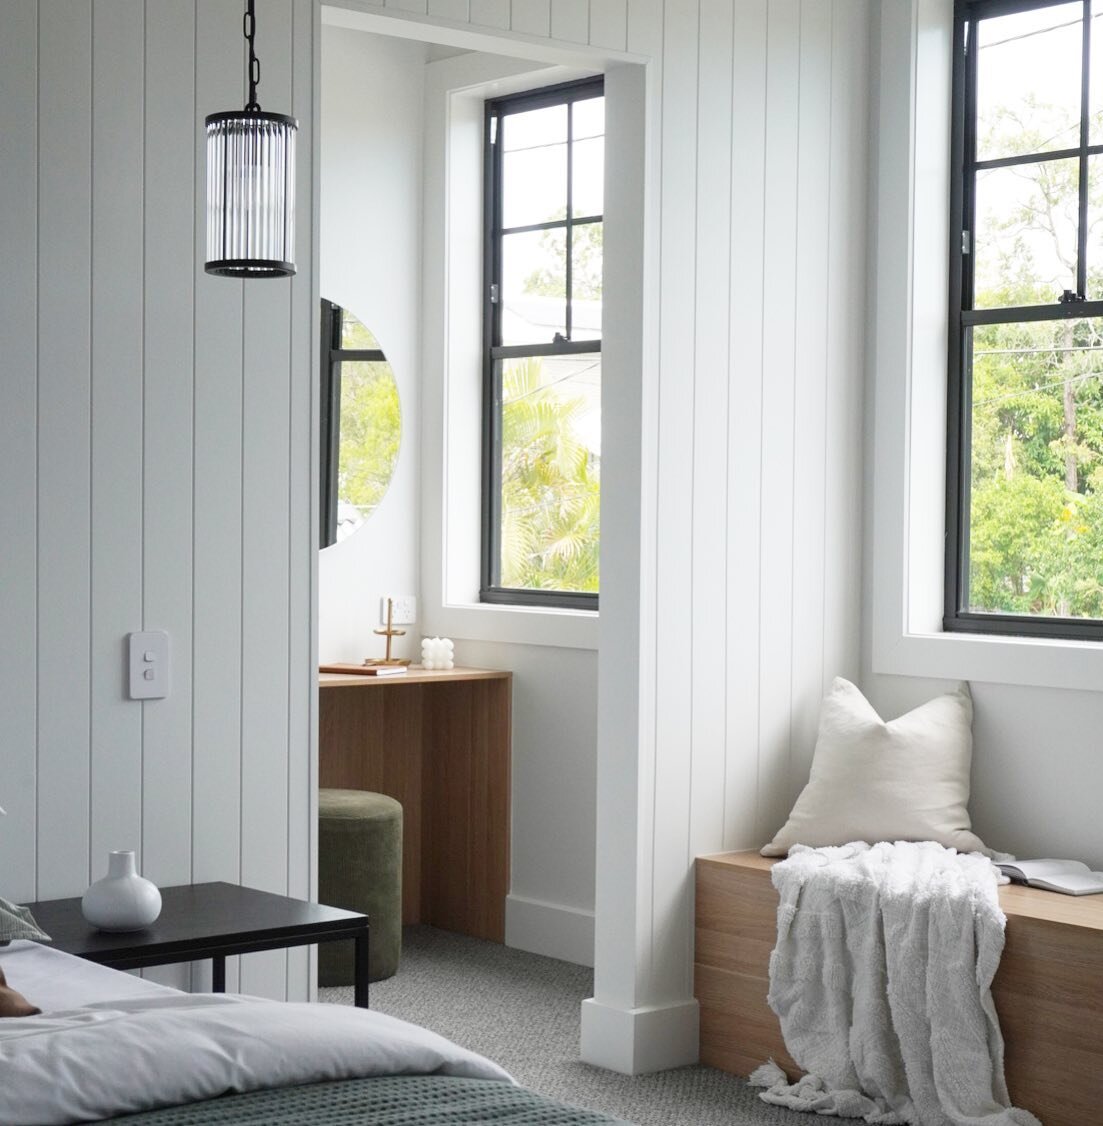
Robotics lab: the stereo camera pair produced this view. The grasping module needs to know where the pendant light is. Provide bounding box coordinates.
[205,0,297,278]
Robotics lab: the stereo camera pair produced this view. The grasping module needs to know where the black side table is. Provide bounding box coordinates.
[25,882,370,1007]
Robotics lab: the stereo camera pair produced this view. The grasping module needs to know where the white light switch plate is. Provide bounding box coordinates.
[128,630,171,700]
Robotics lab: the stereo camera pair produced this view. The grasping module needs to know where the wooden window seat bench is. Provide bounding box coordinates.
[695,850,1103,1126]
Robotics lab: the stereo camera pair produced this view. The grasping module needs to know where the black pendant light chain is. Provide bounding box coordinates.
[244,0,261,112]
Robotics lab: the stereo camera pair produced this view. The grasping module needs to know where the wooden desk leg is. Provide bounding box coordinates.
[422,679,510,942]
[353,933,370,1009]
[211,956,226,993]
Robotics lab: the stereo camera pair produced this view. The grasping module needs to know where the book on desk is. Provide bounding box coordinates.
[319,662,409,676]
[997,858,1103,895]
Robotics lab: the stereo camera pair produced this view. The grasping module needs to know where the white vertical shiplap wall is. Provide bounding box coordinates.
[596,0,867,1058]
[35,0,93,902]
[0,0,40,916]
[653,0,869,1006]
[351,0,868,1064]
[401,0,867,828]
[90,0,144,931]
[0,0,316,1002]
[0,0,868,1040]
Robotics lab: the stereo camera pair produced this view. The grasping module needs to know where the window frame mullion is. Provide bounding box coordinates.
[945,0,973,628]
[565,99,574,342]
[1077,0,1092,299]
[483,102,504,593]
[963,297,1103,323]
[319,300,342,550]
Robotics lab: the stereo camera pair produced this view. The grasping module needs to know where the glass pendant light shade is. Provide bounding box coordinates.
[205,110,297,277]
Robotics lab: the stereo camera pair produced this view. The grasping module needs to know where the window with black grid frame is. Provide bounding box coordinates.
[481,77,604,610]
[948,0,1103,639]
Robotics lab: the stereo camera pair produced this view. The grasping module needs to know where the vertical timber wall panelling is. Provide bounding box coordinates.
[687,0,733,900]
[591,1,629,51]
[822,0,867,783]
[511,0,551,37]
[240,0,295,1003]
[756,0,800,851]
[0,0,868,1020]
[636,0,869,1016]
[334,0,867,1036]
[723,0,768,865]
[788,0,832,801]
[0,0,316,1001]
[37,1,93,900]
[470,0,511,30]
[0,0,41,901]
[91,0,145,910]
[652,0,699,1004]
[715,0,868,853]
[429,1,471,21]
[143,0,196,990]
[550,0,589,43]
[192,0,247,994]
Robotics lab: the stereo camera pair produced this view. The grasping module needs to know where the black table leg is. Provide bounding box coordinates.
[212,955,226,993]
[353,933,370,1008]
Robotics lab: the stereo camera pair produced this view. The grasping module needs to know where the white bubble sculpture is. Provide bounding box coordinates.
[421,636,455,670]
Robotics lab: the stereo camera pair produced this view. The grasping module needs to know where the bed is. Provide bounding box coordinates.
[0,941,629,1125]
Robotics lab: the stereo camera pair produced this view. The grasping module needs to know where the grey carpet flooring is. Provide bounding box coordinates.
[320,925,807,1126]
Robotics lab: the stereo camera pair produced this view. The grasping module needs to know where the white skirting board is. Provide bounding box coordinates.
[504,894,594,968]
[580,996,700,1075]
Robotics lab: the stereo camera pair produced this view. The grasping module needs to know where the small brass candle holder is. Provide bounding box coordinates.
[364,597,412,667]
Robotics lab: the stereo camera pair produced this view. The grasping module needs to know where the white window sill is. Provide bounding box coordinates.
[873,625,1103,693]
[430,600,599,651]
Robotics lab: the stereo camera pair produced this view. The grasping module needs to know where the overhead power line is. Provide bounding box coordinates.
[979,10,1103,52]
[973,367,1103,407]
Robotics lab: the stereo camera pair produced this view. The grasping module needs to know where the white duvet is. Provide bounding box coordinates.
[0,942,511,1126]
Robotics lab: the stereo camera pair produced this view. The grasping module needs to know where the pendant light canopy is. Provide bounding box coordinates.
[205,0,297,278]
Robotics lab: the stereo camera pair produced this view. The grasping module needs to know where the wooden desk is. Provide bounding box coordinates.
[319,667,511,943]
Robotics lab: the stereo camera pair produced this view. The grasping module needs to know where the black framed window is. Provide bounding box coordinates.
[481,77,604,610]
[948,0,1103,639]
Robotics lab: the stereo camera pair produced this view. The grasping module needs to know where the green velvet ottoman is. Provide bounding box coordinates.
[319,789,403,985]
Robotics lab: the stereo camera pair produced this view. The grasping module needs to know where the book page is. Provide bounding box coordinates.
[999,859,1091,881]
[1031,873,1103,896]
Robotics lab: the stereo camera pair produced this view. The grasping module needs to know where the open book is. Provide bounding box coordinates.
[996,859,1103,896]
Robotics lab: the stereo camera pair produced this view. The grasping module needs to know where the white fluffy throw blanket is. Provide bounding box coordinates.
[750,841,1041,1126]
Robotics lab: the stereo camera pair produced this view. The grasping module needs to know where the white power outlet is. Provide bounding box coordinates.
[380,595,417,625]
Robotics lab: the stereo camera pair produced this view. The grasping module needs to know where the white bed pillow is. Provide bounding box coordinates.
[761,678,992,857]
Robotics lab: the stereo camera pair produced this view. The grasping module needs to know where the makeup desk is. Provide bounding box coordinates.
[318,667,511,943]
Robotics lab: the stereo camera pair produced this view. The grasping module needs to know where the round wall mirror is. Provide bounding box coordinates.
[319,300,401,548]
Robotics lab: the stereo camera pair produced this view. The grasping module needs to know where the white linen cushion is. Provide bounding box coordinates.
[0,898,50,945]
[761,677,992,857]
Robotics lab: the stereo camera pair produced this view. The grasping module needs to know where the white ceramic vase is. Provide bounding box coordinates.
[81,850,162,932]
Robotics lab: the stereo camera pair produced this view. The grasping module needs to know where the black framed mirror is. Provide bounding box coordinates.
[319,299,401,548]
